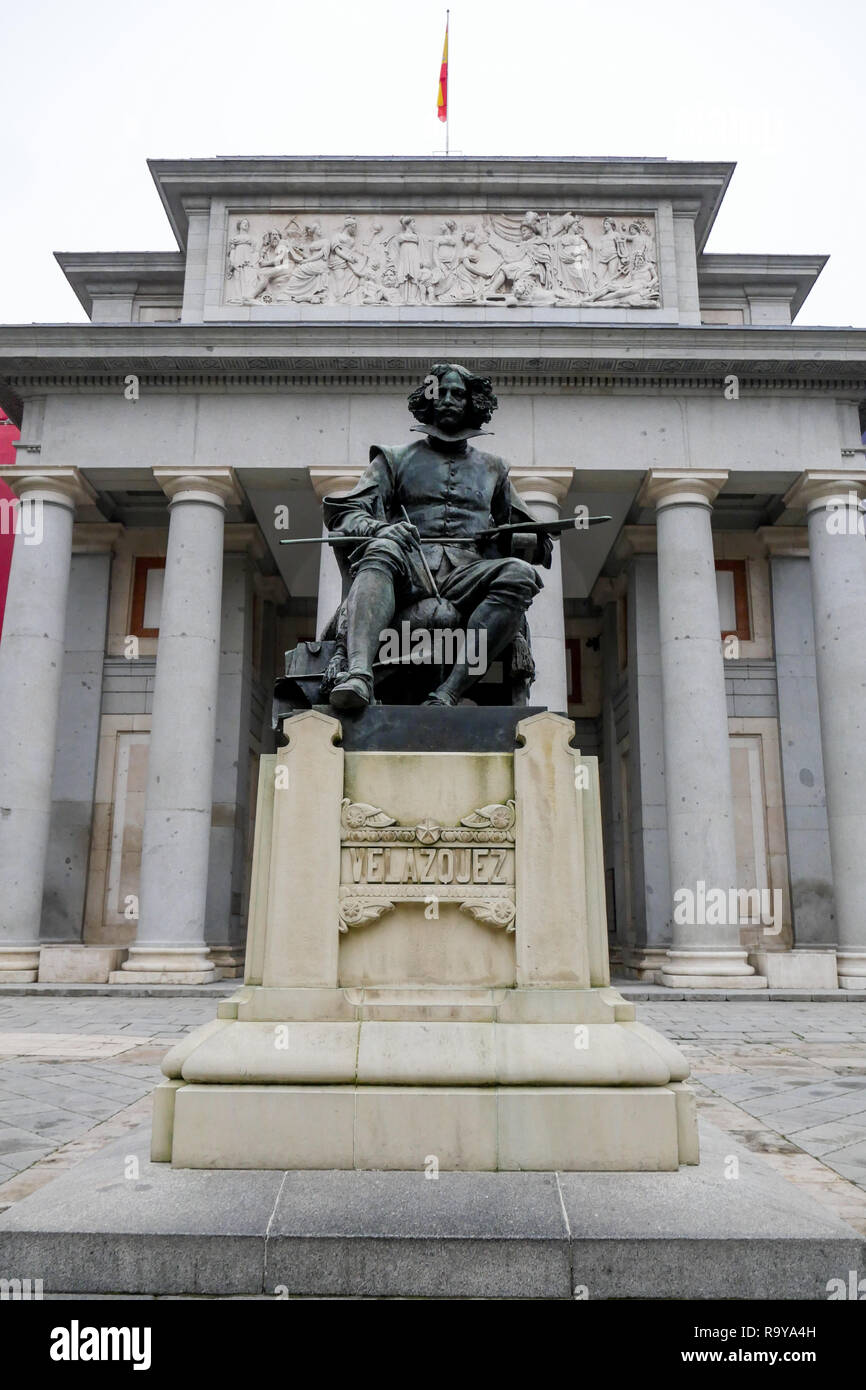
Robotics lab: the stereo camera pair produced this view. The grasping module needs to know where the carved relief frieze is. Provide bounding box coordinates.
[224,211,659,309]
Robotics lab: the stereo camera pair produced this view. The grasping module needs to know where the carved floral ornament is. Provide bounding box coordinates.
[337,798,517,934]
[340,798,516,842]
[224,211,659,309]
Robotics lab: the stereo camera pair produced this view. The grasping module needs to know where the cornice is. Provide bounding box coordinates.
[146,156,736,252]
[1,325,864,429]
[53,252,185,318]
[697,253,828,319]
[2,323,866,402]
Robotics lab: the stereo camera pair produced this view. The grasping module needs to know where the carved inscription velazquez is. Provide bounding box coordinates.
[338,799,516,934]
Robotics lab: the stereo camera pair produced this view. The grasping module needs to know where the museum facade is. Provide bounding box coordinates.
[0,155,864,990]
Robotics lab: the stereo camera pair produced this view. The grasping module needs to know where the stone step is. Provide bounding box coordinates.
[1,1120,862,1300]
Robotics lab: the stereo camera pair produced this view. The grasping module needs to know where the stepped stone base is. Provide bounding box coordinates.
[1,1122,861,1299]
[161,1082,694,1172]
[154,984,698,1171]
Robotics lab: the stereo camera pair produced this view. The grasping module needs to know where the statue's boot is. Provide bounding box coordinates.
[330,569,395,710]
[330,672,375,710]
[424,597,522,705]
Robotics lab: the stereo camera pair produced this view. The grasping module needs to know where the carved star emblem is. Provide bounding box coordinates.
[415,817,442,845]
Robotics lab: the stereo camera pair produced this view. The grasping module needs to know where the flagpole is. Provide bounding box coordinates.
[446,9,450,157]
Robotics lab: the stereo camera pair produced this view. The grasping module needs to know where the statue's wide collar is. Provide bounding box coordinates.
[409,423,494,444]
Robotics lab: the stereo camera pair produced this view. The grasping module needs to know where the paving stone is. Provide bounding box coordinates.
[821,1153,866,1184]
[0,1125,55,1154]
[793,1122,866,1158]
[0,1147,57,1173]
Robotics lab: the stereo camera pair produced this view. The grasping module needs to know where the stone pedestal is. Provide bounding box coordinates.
[153,710,697,1172]
[114,468,241,985]
[0,468,97,981]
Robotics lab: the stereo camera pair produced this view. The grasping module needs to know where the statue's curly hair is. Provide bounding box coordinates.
[407,363,498,428]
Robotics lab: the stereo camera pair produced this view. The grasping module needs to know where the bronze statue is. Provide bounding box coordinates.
[273,364,609,726]
[322,363,552,708]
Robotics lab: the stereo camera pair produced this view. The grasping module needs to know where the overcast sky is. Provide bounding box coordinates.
[3,0,863,326]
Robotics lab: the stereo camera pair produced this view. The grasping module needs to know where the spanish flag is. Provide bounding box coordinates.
[437,17,448,123]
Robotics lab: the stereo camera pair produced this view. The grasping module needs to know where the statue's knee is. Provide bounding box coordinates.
[358,539,392,564]
[491,559,541,605]
[353,539,404,581]
[510,558,539,583]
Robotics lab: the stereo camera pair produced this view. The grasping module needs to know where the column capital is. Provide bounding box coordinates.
[308,466,364,500]
[509,466,574,505]
[72,522,124,554]
[224,523,270,566]
[638,469,728,510]
[783,470,866,514]
[0,466,97,509]
[152,467,243,508]
[610,524,658,567]
[756,525,809,558]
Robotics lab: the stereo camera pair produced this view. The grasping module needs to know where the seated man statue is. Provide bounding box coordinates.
[324,363,552,709]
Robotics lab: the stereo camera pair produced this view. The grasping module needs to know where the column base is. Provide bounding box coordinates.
[749,949,838,990]
[208,946,246,978]
[617,948,668,983]
[836,951,866,990]
[0,946,41,982]
[660,949,767,990]
[110,946,220,985]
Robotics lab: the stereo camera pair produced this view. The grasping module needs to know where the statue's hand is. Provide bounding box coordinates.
[510,530,539,560]
[376,520,420,550]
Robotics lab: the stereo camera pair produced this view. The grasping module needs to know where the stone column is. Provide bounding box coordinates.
[115,468,242,983]
[309,467,363,637]
[785,472,866,988]
[510,468,573,712]
[41,526,121,957]
[640,470,765,988]
[0,468,97,980]
[205,537,288,979]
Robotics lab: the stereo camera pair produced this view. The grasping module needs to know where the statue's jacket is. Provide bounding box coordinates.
[322,438,553,576]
